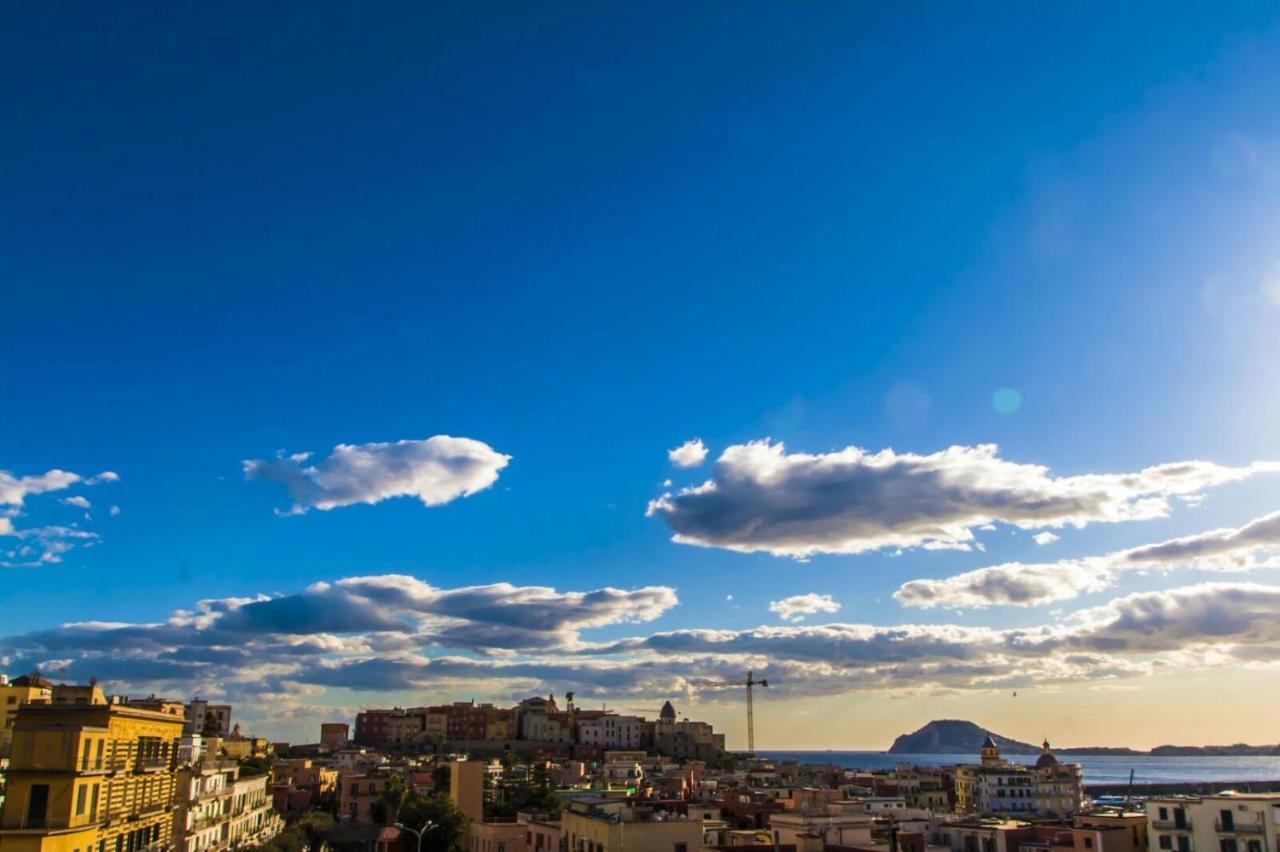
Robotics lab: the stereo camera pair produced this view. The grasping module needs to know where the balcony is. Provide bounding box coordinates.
[1151,820,1193,831]
[1215,820,1264,834]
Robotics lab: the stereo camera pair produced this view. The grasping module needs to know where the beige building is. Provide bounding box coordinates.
[767,811,874,848]
[450,761,486,824]
[562,799,702,852]
[425,711,448,743]
[1145,793,1280,852]
[469,820,527,852]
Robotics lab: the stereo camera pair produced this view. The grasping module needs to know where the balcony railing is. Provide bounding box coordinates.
[1215,820,1264,834]
[1152,820,1193,831]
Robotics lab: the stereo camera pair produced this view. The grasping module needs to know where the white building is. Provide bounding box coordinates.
[1146,793,1280,852]
[174,761,282,852]
[185,699,233,737]
[578,714,646,749]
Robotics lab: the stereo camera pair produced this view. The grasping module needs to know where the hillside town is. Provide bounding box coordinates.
[2,674,1278,852]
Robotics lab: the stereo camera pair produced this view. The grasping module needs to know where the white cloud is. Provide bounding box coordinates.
[0,467,118,567]
[244,435,511,514]
[0,469,82,506]
[668,439,708,469]
[647,440,1278,558]
[895,509,1280,609]
[1033,531,1059,545]
[108,506,121,517]
[769,593,842,622]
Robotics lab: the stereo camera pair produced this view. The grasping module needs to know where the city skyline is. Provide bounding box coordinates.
[4,3,1280,748]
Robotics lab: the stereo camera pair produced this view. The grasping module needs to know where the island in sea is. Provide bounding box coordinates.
[888,719,1280,757]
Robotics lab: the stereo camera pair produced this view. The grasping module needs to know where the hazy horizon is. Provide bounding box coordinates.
[4,3,1280,750]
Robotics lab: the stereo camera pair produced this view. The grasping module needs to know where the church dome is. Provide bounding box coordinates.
[660,700,676,721]
[1035,739,1059,768]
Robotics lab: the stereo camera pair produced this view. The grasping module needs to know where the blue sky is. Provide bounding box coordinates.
[4,3,1280,747]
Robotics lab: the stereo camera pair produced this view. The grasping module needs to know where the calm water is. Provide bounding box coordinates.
[757,751,1280,785]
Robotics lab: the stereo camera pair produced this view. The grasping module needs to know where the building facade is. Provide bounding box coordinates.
[319,724,349,751]
[0,698,185,852]
[173,762,280,852]
[1145,794,1280,852]
[183,703,231,739]
[955,739,1083,816]
[0,675,53,756]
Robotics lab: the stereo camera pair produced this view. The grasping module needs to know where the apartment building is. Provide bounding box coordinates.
[1145,794,1280,852]
[578,716,646,750]
[0,675,53,756]
[0,697,184,852]
[183,702,231,739]
[173,761,280,852]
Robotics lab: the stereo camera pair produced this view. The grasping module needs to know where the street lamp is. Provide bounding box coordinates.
[394,821,437,852]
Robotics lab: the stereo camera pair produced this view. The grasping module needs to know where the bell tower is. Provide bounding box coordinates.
[980,734,1001,765]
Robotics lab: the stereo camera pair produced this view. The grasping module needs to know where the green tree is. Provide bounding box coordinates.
[297,811,336,849]
[238,755,274,779]
[397,794,467,852]
[380,775,409,825]
[430,765,451,794]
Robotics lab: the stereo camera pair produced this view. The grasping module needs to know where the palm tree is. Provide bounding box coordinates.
[380,775,409,825]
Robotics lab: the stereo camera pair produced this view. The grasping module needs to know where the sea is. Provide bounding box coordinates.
[756,751,1280,785]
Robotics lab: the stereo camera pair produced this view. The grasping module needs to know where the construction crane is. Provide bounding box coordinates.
[689,671,770,753]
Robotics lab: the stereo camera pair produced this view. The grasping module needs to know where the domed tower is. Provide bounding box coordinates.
[660,700,676,722]
[980,734,1001,765]
[1035,739,1059,769]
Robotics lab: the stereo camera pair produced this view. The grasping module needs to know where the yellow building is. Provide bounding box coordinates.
[0,675,54,756]
[0,699,185,852]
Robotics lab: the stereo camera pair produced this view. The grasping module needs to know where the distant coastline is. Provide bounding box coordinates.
[885,719,1280,757]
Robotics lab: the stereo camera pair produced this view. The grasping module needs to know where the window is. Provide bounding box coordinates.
[1177,838,1190,852]
[1220,841,1238,852]
[77,785,88,816]
[1159,837,1172,850]
[95,740,105,769]
[1220,811,1235,832]
[82,739,93,770]
[1246,842,1261,852]
[28,784,50,827]
[675,844,688,852]
[90,785,100,819]
[1085,840,1093,849]
[136,737,164,769]
[1159,809,1169,821]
